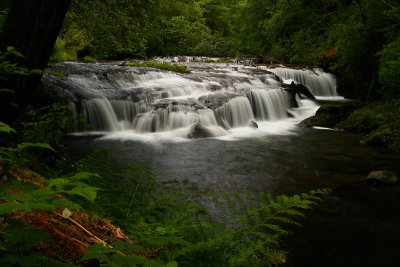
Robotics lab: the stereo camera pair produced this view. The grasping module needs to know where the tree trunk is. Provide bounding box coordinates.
[358,0,368,25]
[0,0,71,124]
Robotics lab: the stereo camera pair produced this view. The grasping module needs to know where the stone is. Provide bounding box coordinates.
[366,171,398,185]
[187,123,214,139]
[248,120,258,128]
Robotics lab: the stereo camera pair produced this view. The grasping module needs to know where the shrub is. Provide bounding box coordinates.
[378,36,400,97]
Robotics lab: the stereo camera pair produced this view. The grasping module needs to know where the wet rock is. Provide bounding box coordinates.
[199,92,241,110]
[153,99,205,110]
[299,102,359,128]
[187,123,214,139]
[248,120,258,128]
[282,81,316,100]
[366,171,398,185]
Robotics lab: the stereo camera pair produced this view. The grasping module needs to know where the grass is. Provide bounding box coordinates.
[50,38,78,62]
[124,61,190,73]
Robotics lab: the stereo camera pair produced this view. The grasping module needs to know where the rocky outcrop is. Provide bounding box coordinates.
[299,102,360,128]
[198,92,241,110]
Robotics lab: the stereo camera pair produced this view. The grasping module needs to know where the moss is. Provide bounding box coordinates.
[50,38,78,62]
[339,98,400,148]
[124,61,190,73]
[338,109,382,133]
[304,102,360,128]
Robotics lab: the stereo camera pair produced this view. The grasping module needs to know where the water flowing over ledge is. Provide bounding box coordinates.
[42,62,342,141]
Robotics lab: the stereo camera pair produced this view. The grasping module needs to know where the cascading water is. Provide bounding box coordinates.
[215,96,254,128]
[266,67,337,97]
[42,61,340,139]
[246,89,290,121]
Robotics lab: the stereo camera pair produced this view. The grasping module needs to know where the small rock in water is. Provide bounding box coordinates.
[366,171,398,185]
[248,120,258,128]
[187,123,214,139]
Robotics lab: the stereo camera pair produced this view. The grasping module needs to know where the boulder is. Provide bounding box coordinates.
[366,171,398,185]
[187,123,214,139]
[299,102,359,128]
[248,120,258,128]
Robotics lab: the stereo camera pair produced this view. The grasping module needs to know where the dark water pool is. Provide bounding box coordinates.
[65,127,400,267]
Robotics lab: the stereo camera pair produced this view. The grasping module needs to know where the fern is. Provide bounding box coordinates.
[75,149,158,227]
[177,189,330,267]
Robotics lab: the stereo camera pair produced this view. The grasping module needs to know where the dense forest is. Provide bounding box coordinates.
[52,0,400,100]
[1,0,399,100]
[0,0,400,266]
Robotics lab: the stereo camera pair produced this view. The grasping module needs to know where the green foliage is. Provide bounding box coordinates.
[50,26,93,62]
[73,150,328,266]
[75,150,158,227]
[0,9,8,31]
[0,122,101,266]
[20,103,71,150]
[0,122,56,176]
[338,99,400,147]
[378,36,400,96]
[0,121,15,134]
[0,220,74,267]
[50,38,78,62]
[175,189,330,267]
[0,46,28,85]
[338,108,382,133]
[61,0,242,59]
[0,122,99,211]
[125,61,190,73]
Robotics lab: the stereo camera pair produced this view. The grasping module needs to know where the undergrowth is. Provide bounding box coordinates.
[338,98,400,147]
[0,123,329,266]
[73,150,330,267]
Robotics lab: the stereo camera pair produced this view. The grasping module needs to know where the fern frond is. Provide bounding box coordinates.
[77,149,111,180]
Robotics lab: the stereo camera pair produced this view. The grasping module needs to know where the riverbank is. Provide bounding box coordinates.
[301,97,400,149]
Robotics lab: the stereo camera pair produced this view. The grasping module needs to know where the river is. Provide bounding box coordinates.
[43,60,400,267]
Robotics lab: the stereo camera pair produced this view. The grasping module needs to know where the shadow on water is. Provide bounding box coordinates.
[66,126,400,267]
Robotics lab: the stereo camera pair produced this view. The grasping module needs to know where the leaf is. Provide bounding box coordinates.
[17,142,55,152]
[0,88,15,94]
[166,261,178,267]
[63,186,99,202]
[0,121,16,134]
[163,236,191,246]
[67,172,100,181]
[0,202,23,214]
[29,69,44,75]
[62,208,72,218]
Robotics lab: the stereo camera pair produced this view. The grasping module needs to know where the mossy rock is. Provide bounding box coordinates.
[300,102,360,128]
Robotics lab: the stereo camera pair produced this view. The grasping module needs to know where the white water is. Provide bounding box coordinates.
[247,89,290,121]
[48,62,341,140]
[267,67,338,97]
[215,96,254,128]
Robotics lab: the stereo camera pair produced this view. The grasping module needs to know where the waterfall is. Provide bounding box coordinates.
[82,98,121,131]
[215,96,254,127]
[246,89,290,121]
[42,62,341,138]
[267,67,337,96]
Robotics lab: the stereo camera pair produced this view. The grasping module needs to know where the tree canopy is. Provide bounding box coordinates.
[49,0,399,100]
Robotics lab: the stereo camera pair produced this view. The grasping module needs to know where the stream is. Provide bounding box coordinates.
[42,60,400,267]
